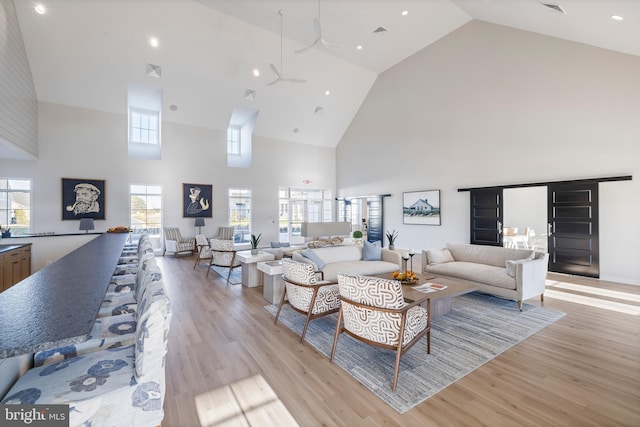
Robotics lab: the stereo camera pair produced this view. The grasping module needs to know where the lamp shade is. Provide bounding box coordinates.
[79,218,95,233]
[194,218,205,227]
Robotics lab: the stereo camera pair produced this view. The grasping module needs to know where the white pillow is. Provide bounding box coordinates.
[428,249,455,265]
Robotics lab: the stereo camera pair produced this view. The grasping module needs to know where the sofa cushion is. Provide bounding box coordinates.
[447,243,533,268]
[362,240,382,261]
[427,249,454,265]
[301,249,326,270]
[426,261,516,290]
[306,245,362,265]
[270,241,281,248]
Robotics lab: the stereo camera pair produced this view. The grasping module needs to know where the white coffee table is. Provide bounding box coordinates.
[236,250,275,288]
[257,260,284,304]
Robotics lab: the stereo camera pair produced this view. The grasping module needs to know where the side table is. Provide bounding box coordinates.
[236,250,275,288]
[257,260,284,304]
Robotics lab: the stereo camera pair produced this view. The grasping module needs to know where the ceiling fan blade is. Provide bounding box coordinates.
[283,77,307,84]
[269,63,282,78]
[321,39,348,50]
[295,36,320,54]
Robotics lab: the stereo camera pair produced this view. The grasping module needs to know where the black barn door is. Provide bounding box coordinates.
[547,182,599,277]
[470,189,503,246]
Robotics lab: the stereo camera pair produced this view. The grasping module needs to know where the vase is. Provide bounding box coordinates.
[389,245,395,250]
[251,248,258,255]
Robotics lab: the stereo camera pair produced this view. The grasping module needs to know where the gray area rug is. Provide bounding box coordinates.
[209,265,242,284]
[264,292,565,414]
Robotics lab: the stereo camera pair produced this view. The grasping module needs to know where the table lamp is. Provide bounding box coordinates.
[79,218,95,234]
[194,217,205,234]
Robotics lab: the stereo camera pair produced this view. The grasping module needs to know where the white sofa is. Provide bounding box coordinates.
[292,244,401,282]
[422,243,549,310]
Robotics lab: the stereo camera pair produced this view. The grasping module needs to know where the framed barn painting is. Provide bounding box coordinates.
[62,178,106,220]
[183,183,212,218]
[403,190,441,225]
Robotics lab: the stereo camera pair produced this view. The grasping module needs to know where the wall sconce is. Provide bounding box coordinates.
[194,217,205,234]
[79,218,95,234]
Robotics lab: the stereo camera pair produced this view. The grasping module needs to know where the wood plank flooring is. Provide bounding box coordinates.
[159,256,640,427]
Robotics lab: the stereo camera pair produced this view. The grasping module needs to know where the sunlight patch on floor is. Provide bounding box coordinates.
[546,280,640,302]
[195,374,299,427]
[544,288,640,315]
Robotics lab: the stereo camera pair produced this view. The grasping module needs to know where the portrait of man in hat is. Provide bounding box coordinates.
[62,179,105,219]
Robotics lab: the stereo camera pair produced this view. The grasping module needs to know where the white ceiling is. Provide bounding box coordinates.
[11,0,640,152]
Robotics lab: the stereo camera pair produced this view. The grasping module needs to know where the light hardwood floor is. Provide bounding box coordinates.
[159,256,640,427]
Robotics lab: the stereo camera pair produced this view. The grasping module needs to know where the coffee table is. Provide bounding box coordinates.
[374,273,477,319]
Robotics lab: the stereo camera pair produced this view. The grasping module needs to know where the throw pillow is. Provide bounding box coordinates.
[301,249,326,270]
[362,240,382,261]
[270,241,281,248]
[281,242,290,247]
[427,249,455,265]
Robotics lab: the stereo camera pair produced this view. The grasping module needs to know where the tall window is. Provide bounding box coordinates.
[130,184,162,249]
[130,108,159,145]
[229,188,251,243]
[279,187,332,243]
[227,125,240,155]
[0,179,31,236]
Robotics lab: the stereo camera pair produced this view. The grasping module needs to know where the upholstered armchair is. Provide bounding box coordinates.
[331,273,431,391]
[275,258,340,344]
[206,238,241,285]
[193,234,213,269]
[163,227,195,256]
[213,226,235,240]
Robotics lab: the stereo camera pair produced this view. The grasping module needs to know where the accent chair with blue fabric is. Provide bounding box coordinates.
[275,258,340,344]
[331,273,431,391]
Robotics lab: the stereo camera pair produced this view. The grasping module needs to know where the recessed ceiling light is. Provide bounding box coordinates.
[611,15,623,21]
[34,4,46,14]
[401,10,409,16]
[253,68,260,77]
[149,37,159,48]
[356,45,363,50]
[325,90,330,96]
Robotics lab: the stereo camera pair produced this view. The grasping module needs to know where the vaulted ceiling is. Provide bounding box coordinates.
[13,0,640,149]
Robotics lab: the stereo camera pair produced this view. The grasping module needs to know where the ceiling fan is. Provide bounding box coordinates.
[295,0,347,54]
[268,10,306,86]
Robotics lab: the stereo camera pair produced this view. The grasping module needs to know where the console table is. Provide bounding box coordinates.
[0,233,128,359]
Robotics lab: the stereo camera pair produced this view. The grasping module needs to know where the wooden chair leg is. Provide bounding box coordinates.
[226,267,232,286]
[300,312,313,343]
[392,344,403,392]
[205,258,213,278]
[518,300,523,311]
[330,308,344,363]
[274,288,288,325]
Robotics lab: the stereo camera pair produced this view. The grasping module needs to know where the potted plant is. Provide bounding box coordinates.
[250,233,261,255]
[386,229,398,250]
[352,230,363,239]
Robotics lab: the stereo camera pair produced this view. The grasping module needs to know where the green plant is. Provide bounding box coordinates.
[385,229,399,246]
[353,230,363,239]
[250,233,262,249]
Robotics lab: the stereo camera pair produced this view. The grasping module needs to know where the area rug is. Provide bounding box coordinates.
[209,265,242,284]
[264,292,565,414]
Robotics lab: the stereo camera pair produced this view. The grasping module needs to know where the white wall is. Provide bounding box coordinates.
[0,0,38,158]
[337,20,640,285]
[0,101,336,269]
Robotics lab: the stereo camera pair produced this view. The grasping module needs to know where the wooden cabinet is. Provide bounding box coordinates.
[0,244,32,292]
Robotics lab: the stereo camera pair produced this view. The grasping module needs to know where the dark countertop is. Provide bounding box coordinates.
[0,243,31,254]
[0,233,128,359]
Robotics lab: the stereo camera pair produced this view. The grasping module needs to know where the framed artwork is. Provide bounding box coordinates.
[183,183,212,218]
[62,178,106,220]
[403,190,441,225]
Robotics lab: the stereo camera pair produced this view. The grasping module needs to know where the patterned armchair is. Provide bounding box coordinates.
[275,259,340,344]
[162,227,195,256]
[331,273,431,391]
[206,238,241,285]
[193,234,213,269]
